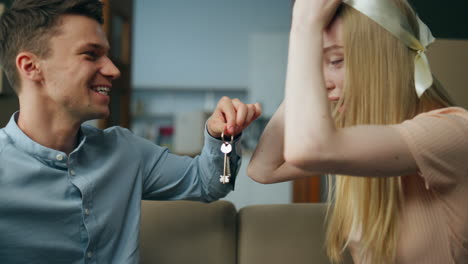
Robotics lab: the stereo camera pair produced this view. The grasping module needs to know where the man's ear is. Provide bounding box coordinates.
[16,52,43,82]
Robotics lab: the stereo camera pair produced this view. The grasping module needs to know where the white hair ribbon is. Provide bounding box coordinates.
[343,0,435,97]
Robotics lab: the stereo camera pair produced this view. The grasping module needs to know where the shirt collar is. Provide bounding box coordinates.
[4,112,87,165]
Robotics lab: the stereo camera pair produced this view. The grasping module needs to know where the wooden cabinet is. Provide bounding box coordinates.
[98,0,133,129]
[0,0,19,127]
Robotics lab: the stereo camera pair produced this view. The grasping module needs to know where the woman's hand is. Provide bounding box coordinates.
[292,0,342,30]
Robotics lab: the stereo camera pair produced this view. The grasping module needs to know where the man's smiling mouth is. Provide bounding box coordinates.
[91,86,110,96]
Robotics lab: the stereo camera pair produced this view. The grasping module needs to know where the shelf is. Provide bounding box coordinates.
[132,113,173,119]
[133,86,248,93]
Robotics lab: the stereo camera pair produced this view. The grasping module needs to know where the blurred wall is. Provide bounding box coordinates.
[131,0,292,89]
[428,39,468,108]
[410,0,468,39]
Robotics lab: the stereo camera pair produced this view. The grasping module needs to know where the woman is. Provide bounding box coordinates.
[247,0,468,263]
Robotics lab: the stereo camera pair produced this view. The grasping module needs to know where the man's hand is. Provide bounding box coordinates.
[206,96,262,138]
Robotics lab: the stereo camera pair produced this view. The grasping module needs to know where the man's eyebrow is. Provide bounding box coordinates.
[323,44,343,53]
[79,43,110,51]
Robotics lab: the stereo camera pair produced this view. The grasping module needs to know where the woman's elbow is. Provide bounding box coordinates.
[284,151,308,170]
[246,163,275,184]
[284,143,325,171]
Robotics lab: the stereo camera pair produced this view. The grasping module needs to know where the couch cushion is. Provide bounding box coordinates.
[237,203,352,264]
[140,200,237,264]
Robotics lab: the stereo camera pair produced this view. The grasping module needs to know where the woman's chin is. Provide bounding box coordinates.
[330,101,345,114]
[338,104,345,113]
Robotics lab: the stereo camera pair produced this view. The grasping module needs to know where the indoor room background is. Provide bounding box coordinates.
[0,0,467,209]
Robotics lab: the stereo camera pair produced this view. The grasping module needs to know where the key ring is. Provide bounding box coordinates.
[220,131,234,144]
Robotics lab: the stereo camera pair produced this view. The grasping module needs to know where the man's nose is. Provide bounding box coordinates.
[101,57,121,80]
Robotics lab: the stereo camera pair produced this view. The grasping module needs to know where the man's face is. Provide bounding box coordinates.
[38,15,120,122]
[323,17,344,105]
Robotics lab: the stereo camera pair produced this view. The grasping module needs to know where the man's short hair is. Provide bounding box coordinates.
[0,0,104,92]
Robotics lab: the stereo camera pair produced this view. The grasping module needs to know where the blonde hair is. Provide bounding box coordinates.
[325,1,455,263]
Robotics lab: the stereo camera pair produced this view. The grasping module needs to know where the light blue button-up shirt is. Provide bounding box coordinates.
[0,113,241,264]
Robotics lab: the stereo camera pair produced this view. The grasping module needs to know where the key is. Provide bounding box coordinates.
[219,133,233,184]
[226,155,231,178]
[220,141,232,184]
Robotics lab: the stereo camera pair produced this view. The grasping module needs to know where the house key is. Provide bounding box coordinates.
[220,132,234,184]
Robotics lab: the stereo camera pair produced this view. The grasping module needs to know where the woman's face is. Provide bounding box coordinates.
[323,18,345,103]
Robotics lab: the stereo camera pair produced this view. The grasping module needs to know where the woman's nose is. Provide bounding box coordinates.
[325,80,335,91]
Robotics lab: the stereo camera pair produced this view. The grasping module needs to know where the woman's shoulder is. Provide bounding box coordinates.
[395,106,468,157]
[401,106,468,135]
[418,106,468,119]
[405,107,468,128]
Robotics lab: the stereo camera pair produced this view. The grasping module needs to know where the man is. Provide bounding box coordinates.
[0,0,261,263]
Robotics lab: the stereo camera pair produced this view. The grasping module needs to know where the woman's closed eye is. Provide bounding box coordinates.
[327,57,344,70]
[330,58,344,66]
[331,59,343,65]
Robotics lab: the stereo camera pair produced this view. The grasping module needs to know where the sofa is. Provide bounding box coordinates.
[140,200,353,264]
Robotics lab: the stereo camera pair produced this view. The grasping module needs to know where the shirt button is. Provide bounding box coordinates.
[56,154,64,161]
[84,208,90,215]
[87,251,93,258]
[70,169,76,176]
